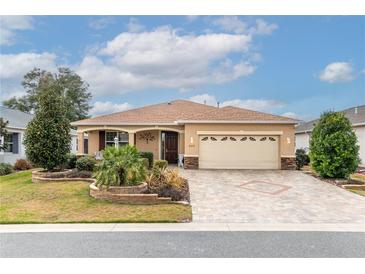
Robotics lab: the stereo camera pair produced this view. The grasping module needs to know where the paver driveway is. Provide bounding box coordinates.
[179,169,365,223]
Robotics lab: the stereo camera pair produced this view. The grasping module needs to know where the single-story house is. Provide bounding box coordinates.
[295,105,365,165]
[71,100,297,169]
[0,106,78,165]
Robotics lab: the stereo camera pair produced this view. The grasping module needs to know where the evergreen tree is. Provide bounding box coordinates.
[310,111,360,178]
[23,77,71,171]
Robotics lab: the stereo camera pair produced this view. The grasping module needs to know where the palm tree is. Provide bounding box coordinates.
[94,145,146,188]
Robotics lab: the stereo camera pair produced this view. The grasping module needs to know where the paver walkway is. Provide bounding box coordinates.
[180,169,365,223]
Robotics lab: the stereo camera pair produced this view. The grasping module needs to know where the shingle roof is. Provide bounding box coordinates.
[0,106,77,135]
[295,105,365,133]
[72,100,297,126]
[0,106,33,129]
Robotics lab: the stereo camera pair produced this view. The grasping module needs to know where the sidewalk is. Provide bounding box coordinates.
[1,223,365,233]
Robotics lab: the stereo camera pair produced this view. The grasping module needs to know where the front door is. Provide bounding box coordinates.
[164,132,178,164]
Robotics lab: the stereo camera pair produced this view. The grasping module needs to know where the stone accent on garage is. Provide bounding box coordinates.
[184,156,199,169]
[281,156,296,170]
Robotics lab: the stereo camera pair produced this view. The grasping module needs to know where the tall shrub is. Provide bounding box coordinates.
[23,78,71,171]
[309,111,359,178]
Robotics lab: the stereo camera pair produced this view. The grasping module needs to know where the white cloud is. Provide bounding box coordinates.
[0,52,58,100]
[0,16,33,45]
[126,18,145,33]
[213,16,247,34]
[189,93,285,112]
[189,93,218,107]
[90,101,132,116]
[213,16,277,36]
[319,62,355,83]
[250,19,278,35]
[0,52,57,80]
[77,26,254,96]
[221,99,284,111]
[89,17,115,30]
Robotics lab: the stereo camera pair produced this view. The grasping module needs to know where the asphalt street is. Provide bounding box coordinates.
[1,231,365,257]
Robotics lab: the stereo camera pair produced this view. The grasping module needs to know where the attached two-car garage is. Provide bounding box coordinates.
[199,134,279,169]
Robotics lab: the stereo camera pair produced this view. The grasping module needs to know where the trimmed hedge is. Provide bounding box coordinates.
[295,149,310,170]
[76,156,97,171]
[0,163,13,176]
[153,160,168,170]
[65,153,77,169]
[140,152,153,168]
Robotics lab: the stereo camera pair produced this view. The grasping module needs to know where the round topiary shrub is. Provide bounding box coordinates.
[309,111,360,178]
[76,156,96,171]
[14,159,32,170]
[0,163,13,176]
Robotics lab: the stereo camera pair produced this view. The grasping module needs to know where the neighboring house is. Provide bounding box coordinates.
[71,100,297,170]
[0,106,78,165]
[295,105,365,165]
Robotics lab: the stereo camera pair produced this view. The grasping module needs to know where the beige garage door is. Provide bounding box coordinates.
[199,135,279,169]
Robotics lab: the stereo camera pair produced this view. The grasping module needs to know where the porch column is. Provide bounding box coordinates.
[77,132,84,154]
[128,132,135,146]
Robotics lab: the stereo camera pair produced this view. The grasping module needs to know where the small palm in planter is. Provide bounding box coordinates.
[94,145,146,188]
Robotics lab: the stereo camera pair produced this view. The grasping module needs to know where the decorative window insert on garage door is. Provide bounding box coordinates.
[199,135,279,169]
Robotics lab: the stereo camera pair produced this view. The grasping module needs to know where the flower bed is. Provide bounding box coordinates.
[89,182,172,204]
[31,169,93,183]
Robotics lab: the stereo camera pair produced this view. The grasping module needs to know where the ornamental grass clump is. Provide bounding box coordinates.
[309,111,360,178]
[94,145,146,188]
[147,167,189,202]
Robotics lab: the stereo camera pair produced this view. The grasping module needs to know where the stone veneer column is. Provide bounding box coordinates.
[281,156,296,170]
[184,156,199,169]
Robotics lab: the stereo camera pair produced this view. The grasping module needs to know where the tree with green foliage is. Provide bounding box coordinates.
[295,148,310,170]
[309,111,360,178]
[23,77,71,171]
[0,118,9,151]
[3,67,92,121]
[94,145,146,188]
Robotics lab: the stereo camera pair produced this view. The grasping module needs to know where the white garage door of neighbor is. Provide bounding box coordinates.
[199,135,279,169]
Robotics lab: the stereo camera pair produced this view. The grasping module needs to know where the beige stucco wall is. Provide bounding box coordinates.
[88,131,100,156]
[136,130,160,159]
[75,125,184,156]
[184,123,295,157]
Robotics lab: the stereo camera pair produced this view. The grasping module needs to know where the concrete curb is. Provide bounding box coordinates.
[1,223,365,233]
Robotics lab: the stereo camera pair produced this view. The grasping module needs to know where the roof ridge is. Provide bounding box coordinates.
[216,105,297,121]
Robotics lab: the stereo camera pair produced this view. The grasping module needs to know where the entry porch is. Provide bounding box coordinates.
[76,127,185,164]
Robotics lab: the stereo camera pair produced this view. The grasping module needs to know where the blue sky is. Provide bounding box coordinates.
[1,15,364,120]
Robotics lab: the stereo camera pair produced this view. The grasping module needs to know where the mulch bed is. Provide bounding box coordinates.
[302,166,365,187]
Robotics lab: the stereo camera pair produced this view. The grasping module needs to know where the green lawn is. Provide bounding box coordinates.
[0,170,192,224]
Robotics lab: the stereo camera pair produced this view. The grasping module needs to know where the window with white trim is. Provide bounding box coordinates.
[4,133,13,152]
[105,131,129,147]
